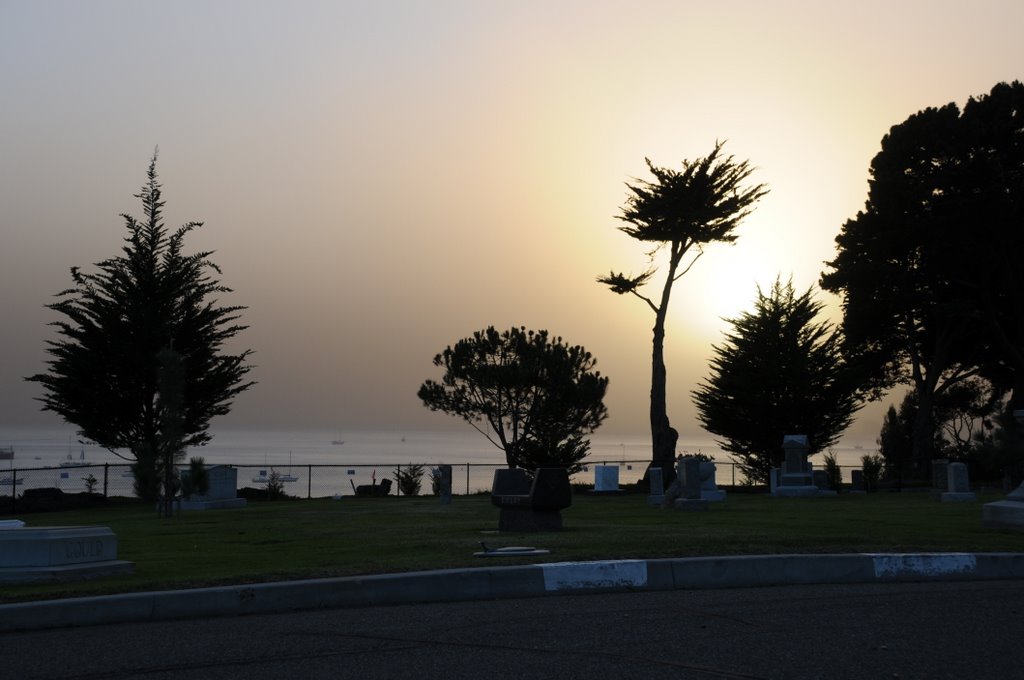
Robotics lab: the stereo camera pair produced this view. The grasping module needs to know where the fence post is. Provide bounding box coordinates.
[103,463,109,498]
[466,464,470,495]
[307,464,312,499]
[11,468,17,514]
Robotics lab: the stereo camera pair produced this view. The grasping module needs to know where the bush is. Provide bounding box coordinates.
[266,469,286,500]
[180,457,210,499]
[823,451,843,492]
[395,463,425,496]
[862,453,884,492]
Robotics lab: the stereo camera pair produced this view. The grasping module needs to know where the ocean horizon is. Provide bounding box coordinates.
[2,425,876,496]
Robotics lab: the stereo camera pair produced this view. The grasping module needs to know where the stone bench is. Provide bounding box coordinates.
[490,468,572,532]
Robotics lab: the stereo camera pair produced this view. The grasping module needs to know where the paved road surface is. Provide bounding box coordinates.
[6,580,1023,679]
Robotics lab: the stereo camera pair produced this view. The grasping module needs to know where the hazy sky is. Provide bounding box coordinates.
[1,1,1021,443]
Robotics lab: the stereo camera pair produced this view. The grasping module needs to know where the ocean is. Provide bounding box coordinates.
[0,426,874,497]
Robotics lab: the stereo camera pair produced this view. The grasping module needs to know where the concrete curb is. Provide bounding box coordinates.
[3,552,1024,632]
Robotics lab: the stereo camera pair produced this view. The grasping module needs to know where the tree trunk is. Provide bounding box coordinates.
[650,320,677,483]
[649,243,683,483]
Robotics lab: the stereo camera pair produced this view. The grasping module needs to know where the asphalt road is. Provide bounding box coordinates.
[5,580,1024,680]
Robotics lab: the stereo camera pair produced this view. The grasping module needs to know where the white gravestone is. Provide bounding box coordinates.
[940,462,976,502]
[594,465,619,492]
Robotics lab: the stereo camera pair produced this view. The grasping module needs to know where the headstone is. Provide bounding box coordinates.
[593,465,620,492]
[812,469,830,490]
[0,525,134,583]
[438,464,452,505]
[983,410,1024,529]
[699,461,726,501]
[492,468,532,498]
[491,468,571,532]
[850,469,865,493]
[940,462,976,502]
[932,459,950,499]
[647,466,665,507]
[773,435,834,496]
[984,481,1024,530]
[179,465,246,510]
[673,457,708,510]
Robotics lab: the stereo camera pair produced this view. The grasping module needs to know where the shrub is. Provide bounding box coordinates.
[266,469,286,500]
[823,450,843,492]
[862,453,884,492]
[395,463,425,496]
[180,457,210,499]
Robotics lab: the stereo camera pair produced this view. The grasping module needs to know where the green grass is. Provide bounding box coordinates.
[4,491,1024,604]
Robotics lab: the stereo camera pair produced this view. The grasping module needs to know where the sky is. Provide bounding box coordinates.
[1,1,1021,445]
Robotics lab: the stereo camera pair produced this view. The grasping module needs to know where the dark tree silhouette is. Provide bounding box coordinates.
[691,279,859,484]
[418,326,608,474]
[598,142,767,481]
[27,154,254,503]
[821,81,1023,474]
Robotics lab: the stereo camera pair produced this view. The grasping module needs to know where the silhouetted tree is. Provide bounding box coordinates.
[27,153,254,502]
[820,84,1024,472]
[877,400,914,483]
[598,142,767,481]
[418,326,608,473]
[692,279,859,484]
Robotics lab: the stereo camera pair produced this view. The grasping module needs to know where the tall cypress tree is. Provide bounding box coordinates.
[27,153,254,502]
[692,279,860,484]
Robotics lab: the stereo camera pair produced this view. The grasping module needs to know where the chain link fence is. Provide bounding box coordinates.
[2,458,870,511]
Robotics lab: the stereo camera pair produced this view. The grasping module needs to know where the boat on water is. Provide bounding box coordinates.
[251,469,299,483]
[253,451,300,483]
[331,439,345,445]
[59,448,93,467]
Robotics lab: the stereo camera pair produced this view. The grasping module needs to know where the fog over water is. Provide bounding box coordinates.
[2,2,1020,446]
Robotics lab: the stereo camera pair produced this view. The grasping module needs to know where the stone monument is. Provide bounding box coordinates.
[699,461,726,501]
[931,459,950,499]
[773,435,835,497]
[179,464,246,510]
[0,524,134,584]
[647,466,665,507]
[984,410,1024,530]
[593,465,620,493]
[940,462,976,502]
[437,464,452,505]
[672,457,709,510]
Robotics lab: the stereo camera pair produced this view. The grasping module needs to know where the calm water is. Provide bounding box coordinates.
[0,426,874,496]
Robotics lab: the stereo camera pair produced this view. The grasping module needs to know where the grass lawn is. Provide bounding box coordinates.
[3,490,1024,604]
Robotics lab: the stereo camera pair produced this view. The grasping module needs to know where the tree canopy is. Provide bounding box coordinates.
[598,142,768,479]
[692,278,860,484]
[417,326,608,473]
[821,81,1024,471]
[27,154,254,502]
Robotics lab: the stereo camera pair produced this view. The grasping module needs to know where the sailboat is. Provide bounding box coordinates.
[59,447,92,467]
[252,452,299,483]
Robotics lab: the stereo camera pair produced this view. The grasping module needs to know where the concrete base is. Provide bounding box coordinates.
[178,497,247,511]
[0,525,134,584]
[703,490,727,502]
[940,492,977,503]
[982,500,1024,531]
[647,494,666,507]
[673,498,709,511]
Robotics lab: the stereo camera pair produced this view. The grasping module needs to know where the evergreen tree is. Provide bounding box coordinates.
[27,153,254,502]
[692,278,859,484]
